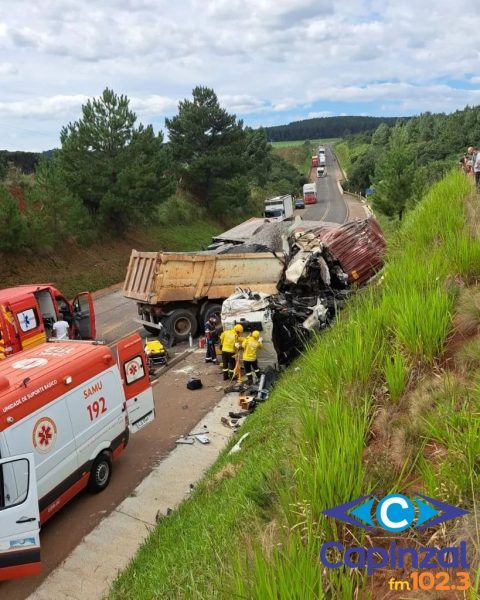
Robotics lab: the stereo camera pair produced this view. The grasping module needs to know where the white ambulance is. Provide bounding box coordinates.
[0,333,155,581]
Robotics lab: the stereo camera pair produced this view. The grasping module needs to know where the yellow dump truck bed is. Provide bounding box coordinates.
[123,250,285,304]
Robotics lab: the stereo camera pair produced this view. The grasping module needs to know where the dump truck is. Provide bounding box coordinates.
[123,251,285,343]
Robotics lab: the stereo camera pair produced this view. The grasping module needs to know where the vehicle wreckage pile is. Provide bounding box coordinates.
[221,218,386,367]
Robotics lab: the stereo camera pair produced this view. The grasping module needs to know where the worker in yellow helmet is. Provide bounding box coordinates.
[242,330,263,384]
[220,323,244,381]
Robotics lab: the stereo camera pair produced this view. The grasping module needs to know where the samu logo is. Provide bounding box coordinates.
[322,493,468,532]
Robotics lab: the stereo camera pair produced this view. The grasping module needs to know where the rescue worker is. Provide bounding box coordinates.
[52,316,70,340]
[242,330,263,384]
[220,323,243,381]
[204,315,218,363]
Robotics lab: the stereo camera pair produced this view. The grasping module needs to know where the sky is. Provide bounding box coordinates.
[0,0,479,151]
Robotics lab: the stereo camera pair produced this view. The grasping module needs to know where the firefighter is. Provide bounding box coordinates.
[204,315,218,363]
[242,330,263,384]
[220,323,243,381]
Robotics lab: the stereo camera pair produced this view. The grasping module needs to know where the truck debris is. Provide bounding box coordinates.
[221,218,386,369]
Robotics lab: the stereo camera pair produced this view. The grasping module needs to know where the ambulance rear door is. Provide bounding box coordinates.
[0,453,40,581]
[117,333,155,433]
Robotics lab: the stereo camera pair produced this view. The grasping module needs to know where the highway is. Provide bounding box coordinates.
[302,144,348,224]
[4,143,353,599]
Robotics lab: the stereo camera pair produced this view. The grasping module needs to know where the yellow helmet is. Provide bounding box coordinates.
[234,324,244,333]
[252,330,260,339]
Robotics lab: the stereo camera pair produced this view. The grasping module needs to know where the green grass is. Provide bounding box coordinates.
[333,140,369,177]
[109,170,480,598]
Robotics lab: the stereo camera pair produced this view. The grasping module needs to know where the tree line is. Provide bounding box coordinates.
[0,87,305,254]
[339,105,480,220]
[265,116,403,142]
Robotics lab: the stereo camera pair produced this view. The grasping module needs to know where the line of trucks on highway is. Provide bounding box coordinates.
[311,145,326,177]
[0,174,384,582]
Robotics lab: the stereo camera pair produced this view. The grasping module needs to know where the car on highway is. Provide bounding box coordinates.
[294,198,305,209]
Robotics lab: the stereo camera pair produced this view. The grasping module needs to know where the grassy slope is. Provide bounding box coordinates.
[110,171,480,598]
[334,139,369,178]
[0,215,222,297]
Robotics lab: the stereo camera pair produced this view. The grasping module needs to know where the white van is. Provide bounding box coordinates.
[0,333,154,581]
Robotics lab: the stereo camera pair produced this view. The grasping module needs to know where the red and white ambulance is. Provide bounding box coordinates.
[0,333,154,581]
[0,284,96,359]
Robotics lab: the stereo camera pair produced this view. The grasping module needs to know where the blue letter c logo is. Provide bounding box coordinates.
[376,494,415,532]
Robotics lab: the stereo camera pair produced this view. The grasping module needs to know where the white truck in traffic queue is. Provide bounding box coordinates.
[0,333,155,581]
[263,195,294,221]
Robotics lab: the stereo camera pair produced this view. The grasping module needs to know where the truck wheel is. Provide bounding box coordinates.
[164,309,197,343]
[143,314,160,335]
[88,452,112,493]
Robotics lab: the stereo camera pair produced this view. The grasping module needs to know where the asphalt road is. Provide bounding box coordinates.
[3,349,223,600]
[4,144,349,598]
[302,145,348,224]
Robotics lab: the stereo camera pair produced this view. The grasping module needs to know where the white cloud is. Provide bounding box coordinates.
[0,0,479,149]
[0,63,16,76]
[308,111,332,118]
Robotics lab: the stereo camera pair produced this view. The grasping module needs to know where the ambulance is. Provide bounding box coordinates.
[0,284,96,359]
[0,333,154,581]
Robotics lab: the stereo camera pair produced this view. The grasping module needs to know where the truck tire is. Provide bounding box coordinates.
[164,309,198,343]
[88,452,112,493]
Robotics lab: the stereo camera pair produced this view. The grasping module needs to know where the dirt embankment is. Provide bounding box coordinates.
[0,219,222,297]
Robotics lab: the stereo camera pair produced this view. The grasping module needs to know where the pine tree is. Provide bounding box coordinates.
[373,126,415,220]
[59,88,172,232]
[166,86,246,208]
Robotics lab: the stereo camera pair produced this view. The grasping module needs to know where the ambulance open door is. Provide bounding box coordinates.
[0,454,40,581]
[72,291,97,340]
[117,333,155,433]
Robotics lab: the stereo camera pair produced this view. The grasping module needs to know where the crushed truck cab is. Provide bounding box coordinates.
[0,333,154,581]
[0,284,96,359]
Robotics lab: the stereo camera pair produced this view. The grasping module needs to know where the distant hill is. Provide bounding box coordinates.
[265,116,406,142]
[0,149,55,176]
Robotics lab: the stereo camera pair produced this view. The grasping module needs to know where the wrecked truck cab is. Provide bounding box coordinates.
[221,291,279,371]
[221,290,330,370]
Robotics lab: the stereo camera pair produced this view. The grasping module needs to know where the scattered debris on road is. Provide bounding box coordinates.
[228,432,250,455]
[176,436,195,444]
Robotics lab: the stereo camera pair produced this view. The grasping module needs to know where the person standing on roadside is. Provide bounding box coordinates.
[204,315,218,363]
[473,148,480,188]
[466,147,475,176]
